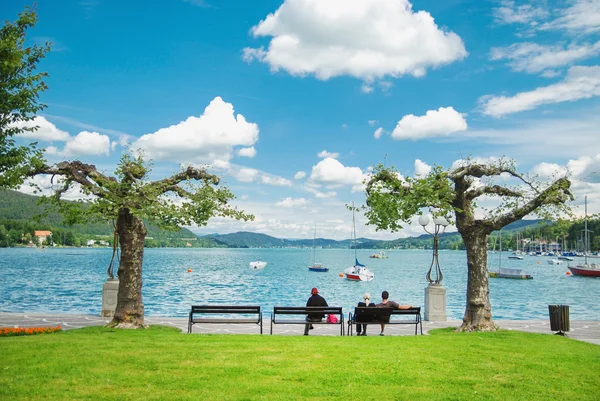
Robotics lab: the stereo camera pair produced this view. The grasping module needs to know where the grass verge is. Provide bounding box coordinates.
[1,326,598,400]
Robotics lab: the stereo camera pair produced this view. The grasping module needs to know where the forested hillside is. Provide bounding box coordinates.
[0,190,220,248]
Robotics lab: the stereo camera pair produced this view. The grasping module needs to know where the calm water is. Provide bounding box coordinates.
[1,247,599,320]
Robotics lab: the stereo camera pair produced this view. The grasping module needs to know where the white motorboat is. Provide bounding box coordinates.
[249,261,267,269]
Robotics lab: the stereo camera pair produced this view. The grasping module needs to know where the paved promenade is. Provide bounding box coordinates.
[1,312,599,345]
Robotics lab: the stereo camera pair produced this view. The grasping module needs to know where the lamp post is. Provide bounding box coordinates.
[419,215,449,321]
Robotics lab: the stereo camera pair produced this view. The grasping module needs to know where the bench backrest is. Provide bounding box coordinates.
[273,306,342,315]
[353,306,420,322]
[190,305,261,315]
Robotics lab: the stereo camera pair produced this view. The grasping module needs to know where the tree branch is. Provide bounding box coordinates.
[143,166,220,196]
[466,185,523,201]
[490,177,573,231]
[34,161,113,198]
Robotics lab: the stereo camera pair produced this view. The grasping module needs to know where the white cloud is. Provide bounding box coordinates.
[531,162,565,178]
[242,0,467,82]
[237,146,257,158]
[309,157,367,187]
[541,0,600,34]
[275,197,308,207]
[492,0,548,25]
[132,96,259,164]
[391,107,467,140]
[480,65,600,117]
[14,116,70,141]
[414,159,432,177]
[304,185,337,198]
[567,154,600,182]
[46,131,111,157]
[491,41,600,74]
[368,120,378,127]
[373,127,384,139]
[317,150,340,159]
[260,174,292,187]
[294,171,307,180]
[361,83,374,93]
[233,168,259,183]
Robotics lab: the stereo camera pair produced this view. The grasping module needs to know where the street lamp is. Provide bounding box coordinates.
[419,215,449,284]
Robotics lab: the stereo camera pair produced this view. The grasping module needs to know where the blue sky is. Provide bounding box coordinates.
[7,0,600,239]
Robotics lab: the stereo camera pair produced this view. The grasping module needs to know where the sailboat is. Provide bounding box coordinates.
[568,196,600,277]
[508,232,524,259]
[308,223,329,272]
[489,229,533,279]
[343,204,374,281]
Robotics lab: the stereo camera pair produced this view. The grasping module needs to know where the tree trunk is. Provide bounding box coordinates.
[107,208,147,329]
[458,230,497,332]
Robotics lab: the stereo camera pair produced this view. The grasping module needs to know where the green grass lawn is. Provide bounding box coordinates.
[1,326,598,400]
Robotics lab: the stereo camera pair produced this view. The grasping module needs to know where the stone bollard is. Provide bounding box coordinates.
[424,283,447,321]
[101,278,119,317]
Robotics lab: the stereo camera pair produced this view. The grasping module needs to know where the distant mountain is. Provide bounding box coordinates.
[199,219,546,249]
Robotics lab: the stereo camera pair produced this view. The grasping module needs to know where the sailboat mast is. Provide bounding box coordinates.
[312,221,316,264]
[584,195,588,264]
[352,202,357,260]
[499,230,502,270]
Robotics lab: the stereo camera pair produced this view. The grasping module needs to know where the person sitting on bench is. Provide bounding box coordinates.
[376,290,412,336]
[304,287,328,336]
[356,292,376,336]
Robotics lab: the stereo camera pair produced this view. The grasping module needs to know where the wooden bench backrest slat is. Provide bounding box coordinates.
[191,305,260,314]
[273,306,342,315]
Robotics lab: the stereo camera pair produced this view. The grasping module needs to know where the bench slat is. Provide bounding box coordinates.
[188,305,263,334]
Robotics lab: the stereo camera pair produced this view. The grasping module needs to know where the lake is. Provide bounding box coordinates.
[1,247,598,320]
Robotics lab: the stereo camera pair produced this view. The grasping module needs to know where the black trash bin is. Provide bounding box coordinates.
[548,305,570,335]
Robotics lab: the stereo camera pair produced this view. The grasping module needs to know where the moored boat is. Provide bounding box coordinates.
[547,258,562,265]
[309,263,329,272]
[369,251,388,259]
[249,261,267,269]
[489,268,533,280]
[568,196,599,277]
[344,203,374,281]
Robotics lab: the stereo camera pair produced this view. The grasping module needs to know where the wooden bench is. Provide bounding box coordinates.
[188,305,262,334]
[347,307,422,336]
[270,306,344,335]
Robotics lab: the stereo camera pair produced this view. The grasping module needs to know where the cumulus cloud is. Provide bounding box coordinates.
[391,107,467,140]
[132,96,259,164]
[491,41,600,75]
[233,168,259,183]
[531,162,565,178]
[242,0,467,82]
[46,131,111,157]
[13,116,70,141]
[480,65,600,117]
[414,159,432,177]
[237,146,257,158]
[294,171,306,180]
[373,127,385,139]
[567,154,600,182]
[275,197,308,207]
[309,157,367,188]
[260,175,292,187]
[317,150,340,159]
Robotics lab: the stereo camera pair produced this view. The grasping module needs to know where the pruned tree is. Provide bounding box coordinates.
[34,154,253,328]
[1,6,50,188]
[363,158,573,332]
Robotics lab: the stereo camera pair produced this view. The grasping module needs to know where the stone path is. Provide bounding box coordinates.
[1,312,599,345]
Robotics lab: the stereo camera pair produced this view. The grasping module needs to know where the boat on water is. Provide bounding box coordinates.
[568,196,600,277]
[344,203,374,282]
[489,229,533,279]
[308,223,329,272]
[369,251,388,259]
[558,255,573,261]
[508,255,524,260]
[547,258,562,265]
[489,268,533,280]
[249,261,267,269]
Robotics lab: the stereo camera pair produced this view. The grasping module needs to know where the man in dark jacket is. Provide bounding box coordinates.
[304,287,328,335]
